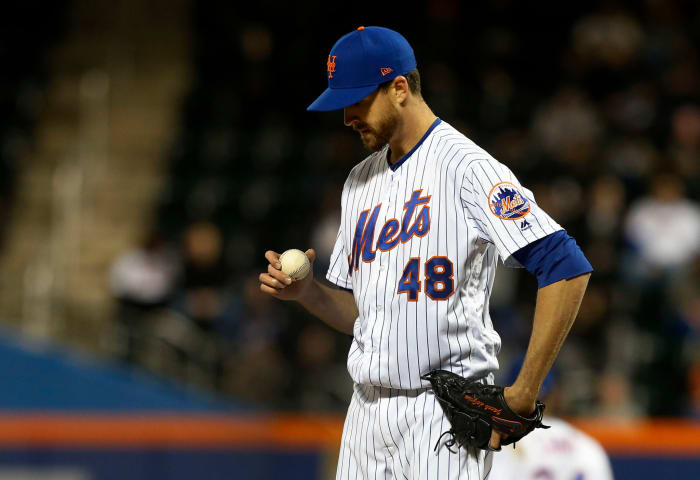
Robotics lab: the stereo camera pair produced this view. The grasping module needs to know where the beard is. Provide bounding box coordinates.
[356,110,399,152]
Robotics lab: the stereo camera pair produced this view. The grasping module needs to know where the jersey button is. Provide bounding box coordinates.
[377,305,383,311]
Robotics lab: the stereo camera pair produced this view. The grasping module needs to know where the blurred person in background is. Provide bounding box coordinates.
[679,256,700,417]
[490,361,614,480]
[166,221,239,387]
[309,184,342,277]
[622,174,700,415]
[108,231,180,365]
[669,105,700,196]
[624,173,700,280]
[222,274,292,407]
[288,322,354,412]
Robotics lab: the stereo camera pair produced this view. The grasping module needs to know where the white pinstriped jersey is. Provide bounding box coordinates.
[327,119,562,389]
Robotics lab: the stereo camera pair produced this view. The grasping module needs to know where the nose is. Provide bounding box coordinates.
[343,105,359,127]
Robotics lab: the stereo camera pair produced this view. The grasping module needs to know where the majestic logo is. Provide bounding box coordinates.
[380,67,393,76]
[327,55,337,79]
[488,182,531,220]
[348,189,431,274]
[520,219,531,230]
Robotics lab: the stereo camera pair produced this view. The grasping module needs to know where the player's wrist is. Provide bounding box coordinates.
[295,277,319,304]
[504,386,538,415]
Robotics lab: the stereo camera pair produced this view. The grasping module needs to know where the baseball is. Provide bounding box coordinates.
[279,249,311,281]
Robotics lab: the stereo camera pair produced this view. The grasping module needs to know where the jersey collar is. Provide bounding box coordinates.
[386,117,441,171]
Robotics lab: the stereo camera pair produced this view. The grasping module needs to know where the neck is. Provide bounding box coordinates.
[388,101,437,164]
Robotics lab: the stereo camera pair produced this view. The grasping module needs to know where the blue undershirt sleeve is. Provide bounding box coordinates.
[511,230,593,288]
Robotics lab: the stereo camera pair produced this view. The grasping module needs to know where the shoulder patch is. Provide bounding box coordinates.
[488,182,531,220]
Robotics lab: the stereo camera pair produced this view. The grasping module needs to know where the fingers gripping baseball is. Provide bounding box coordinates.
[260,249,316,300]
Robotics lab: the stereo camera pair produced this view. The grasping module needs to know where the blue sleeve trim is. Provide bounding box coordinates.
[512,230,593,288]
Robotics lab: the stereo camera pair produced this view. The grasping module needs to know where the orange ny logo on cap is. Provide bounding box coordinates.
[327,55,337,79]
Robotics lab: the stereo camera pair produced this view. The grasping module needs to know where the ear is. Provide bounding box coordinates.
[391,76,409,105]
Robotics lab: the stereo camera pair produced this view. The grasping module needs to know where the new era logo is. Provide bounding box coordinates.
[380,67,393,76]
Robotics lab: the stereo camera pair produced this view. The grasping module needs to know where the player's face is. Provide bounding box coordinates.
[344,89,399,152]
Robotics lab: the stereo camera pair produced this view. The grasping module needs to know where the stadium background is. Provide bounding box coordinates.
[0,0,698,478]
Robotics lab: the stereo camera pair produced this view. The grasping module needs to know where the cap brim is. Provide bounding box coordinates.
[307,84,379,112]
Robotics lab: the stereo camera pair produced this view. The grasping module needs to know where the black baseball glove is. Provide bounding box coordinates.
[421,369,549,452]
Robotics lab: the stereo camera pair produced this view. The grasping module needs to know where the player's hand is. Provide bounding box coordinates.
[488,386,537,451]
[259,249,316,301]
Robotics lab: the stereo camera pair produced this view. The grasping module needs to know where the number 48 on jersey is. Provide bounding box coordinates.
[397,256,454,301]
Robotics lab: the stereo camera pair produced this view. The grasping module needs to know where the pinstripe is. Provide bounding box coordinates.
[327,228,345,282]
[359,385,370,479]
[392,173,406,389]
[483,451,493,479]
[383,389,409,480]
[446,153,466,375]
[475,447,481,478]
[337,385,358,479]
[418,388,428,480]
[398,390,413,476]
[368,385,377,480]
[357,385,368,480]
[434,141,448,370]
[417,136,431,376]
[342,384,359,479]
[376,389,392,468]
[358,158,384,384]
[410,143,422,389]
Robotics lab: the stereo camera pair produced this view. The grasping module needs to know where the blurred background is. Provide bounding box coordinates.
[0,0,698,478]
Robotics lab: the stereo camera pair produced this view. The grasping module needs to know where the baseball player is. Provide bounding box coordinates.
[259,26,592,479]
[488,417,614,480]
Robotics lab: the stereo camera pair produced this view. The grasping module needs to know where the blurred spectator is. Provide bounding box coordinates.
[531,87,603,170]
[622,174,699,415]
[222,274,291,407]
[489,415,615,480]
[290,323,352,412]
[310,184,341,276]
[587,174,626,240]
[595,370,644,420]
[109,232,180,364]
[670,105,700,196]
[165,221,237,388]
[624,174,700,277]
[181,221,228,290]
[572,12,644,70]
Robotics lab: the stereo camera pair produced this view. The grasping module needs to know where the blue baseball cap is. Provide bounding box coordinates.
[307,26,417,112]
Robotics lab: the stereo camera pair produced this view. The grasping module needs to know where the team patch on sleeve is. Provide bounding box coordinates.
[488,182,531,220]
